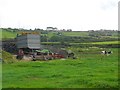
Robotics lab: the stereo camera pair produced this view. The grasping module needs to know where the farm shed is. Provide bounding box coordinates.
[16,32,41,59]
[17,34,41,49]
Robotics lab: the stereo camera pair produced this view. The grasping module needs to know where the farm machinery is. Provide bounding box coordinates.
[16,31,75,61]
[17,48,75,61]
[30,49,75,61]
[32,49,65,61]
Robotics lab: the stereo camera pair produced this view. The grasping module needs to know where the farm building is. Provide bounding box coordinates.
[16,32,41,55]
[2,31,76,60]
[17,34,40,49]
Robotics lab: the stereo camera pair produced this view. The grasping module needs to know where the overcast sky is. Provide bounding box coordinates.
[0,0,119,31]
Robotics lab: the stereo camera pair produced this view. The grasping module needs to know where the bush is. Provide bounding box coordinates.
[2,50,17,64]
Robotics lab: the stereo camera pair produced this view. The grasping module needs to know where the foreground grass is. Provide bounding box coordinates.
[0,63,2,89]
[2,48,118,88]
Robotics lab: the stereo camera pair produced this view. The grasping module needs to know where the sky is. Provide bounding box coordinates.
[0,0,119,31]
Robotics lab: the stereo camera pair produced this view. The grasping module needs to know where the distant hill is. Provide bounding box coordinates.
[0,28,118,43]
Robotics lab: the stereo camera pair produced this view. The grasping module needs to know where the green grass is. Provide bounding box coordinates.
[69,41,119,45]
[90,41,119,44]
[47,32,57,38]
[2,50,17,64]
[62,31,89,37]
[0,29,17,39]
[0,29,118,40]
[42,31,89,38]
[82,41,119,45]
[41,42,60,45]
[2,48,118,88]
[0,63,2,89]
[41,41,119,46]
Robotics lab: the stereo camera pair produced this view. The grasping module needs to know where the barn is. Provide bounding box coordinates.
[16,32,41,59]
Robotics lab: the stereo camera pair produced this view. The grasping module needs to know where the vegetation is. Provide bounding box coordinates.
[41,41,119,48]
[84,41,119,45]
[0,28,118,43]
[62,31,89,36]
[70,41,118,45]
[0,63,1,89]
[88,30,118,37]
[2,48,118,88]
[1,27,119,88]
[2,50,17,64]
[0,28,17,40]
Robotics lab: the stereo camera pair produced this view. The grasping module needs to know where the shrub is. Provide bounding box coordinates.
[2,50,17,64]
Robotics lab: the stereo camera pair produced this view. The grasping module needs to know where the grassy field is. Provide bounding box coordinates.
[87,41,119,45]
[0,29,17,39]
[70,41,120,45]
[2,31,17,39]
[43,31,89,38]
[2,48,118,88]
[81,41,119,45]
[0,29,118,40]
[1,29,89,39]
[41,41,119,46]
[1,29,119,88]
[0,63,2,89]
[62,31,89,37]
